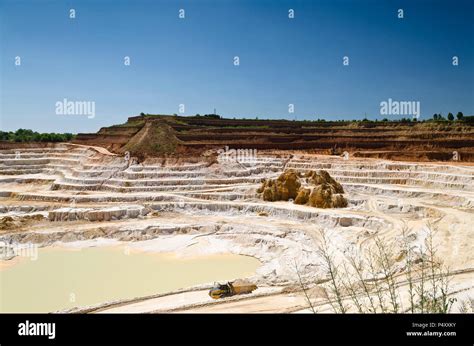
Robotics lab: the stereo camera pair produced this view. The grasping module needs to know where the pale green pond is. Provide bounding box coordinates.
[0,245,260,313]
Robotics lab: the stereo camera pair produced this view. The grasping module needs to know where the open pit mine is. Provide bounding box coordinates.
[1,115,473,313]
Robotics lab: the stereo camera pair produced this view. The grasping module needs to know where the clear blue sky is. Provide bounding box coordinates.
[1,0,473,133]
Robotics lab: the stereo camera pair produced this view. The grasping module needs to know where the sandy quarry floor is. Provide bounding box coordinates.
[0,143,473,313]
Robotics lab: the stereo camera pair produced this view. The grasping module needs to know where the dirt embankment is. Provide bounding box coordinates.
[72,114,474,162]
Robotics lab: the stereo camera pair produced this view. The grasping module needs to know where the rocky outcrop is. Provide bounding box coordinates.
[294,188,310,204]
[0,214,45,230]
[306,170,344,194]
[305,183,348,208]
[258,169,347,208]
[257,169,301,201]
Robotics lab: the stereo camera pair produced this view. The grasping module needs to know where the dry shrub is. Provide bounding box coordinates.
[296,225,455,314]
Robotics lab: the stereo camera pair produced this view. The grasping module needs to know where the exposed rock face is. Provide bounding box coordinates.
[306,183,348,208]
[257,169,301,202]
[48,205,149,222]
[0,214,45,230]
[0,216,15,230]
[294,188,310,205]
[258,170,347,208]
[303,170,347,208]
[73,114,474,162]
[306,170,344,194]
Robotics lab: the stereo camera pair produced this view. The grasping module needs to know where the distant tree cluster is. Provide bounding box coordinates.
[195,113,222,119]
[139,112,471,124]
[433,112,464,121]
[0,129,74,142]
[400,117,416,122]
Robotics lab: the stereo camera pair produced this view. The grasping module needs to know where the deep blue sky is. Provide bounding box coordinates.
[1,0,473,133]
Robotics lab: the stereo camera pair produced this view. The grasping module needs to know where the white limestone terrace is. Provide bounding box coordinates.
[0,144,473,313]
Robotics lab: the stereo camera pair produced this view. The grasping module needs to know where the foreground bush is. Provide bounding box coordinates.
[297,225,455,313]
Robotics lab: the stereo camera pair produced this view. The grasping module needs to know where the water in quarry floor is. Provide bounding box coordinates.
[0,245,260,313]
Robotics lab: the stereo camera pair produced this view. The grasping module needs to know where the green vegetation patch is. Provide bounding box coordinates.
[0,129,74,143]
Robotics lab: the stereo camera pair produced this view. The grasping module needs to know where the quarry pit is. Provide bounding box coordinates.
[0,143,473,313]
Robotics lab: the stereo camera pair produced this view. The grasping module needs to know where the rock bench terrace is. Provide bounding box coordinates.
[1,142,473,313]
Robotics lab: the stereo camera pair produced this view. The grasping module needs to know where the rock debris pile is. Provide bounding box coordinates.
[257,169,348,208]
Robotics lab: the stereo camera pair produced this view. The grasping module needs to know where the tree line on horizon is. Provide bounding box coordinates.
[432,112,464,121]
[140,112,472,123]
[0,129,74,143]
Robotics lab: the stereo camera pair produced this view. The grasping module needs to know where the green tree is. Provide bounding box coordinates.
[0,129,75,143]
[433,114,438,120]
[456,112,464,120]
[447,113,454,121]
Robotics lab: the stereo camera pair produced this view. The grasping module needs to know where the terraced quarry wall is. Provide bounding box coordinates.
[73,115,474,162]
[1,143,473,313]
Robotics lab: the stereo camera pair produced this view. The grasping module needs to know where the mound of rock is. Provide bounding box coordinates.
[258,170,347,208]
[257,169,301,201]
[305,170,344,194]
[0,214,45,231]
